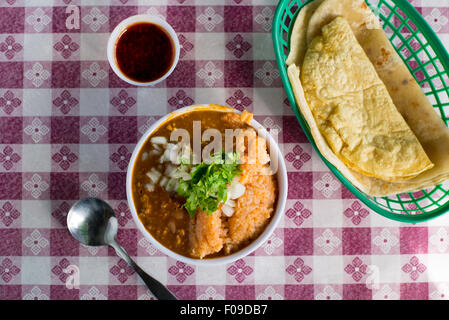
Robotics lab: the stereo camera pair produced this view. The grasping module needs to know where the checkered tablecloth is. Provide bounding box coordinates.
[1,0,449,300]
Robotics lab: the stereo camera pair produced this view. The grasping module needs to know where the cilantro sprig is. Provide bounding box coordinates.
[176,151,241,218]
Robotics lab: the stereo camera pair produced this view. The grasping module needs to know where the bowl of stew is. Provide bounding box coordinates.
[126,104,287,265]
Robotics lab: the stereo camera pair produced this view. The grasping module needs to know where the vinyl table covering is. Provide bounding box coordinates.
[1,0,449,300]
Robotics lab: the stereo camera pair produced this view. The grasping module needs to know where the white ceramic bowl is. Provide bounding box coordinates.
[107,14,180,86]
[126,105,288,266]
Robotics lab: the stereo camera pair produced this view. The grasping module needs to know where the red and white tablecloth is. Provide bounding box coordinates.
[1,0,449,300]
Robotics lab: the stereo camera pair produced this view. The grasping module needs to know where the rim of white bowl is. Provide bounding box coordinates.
[107,14,180,87]
[126,104,288,266]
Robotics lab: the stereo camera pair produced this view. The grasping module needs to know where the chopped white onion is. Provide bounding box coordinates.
[161,149,171,162]
[166,143,178,151]
[177,144,193,164]
[172,170,191,181]
[179,172,191,181]
[166,178,179,192]
[222,204,235,217]
[225,199,236,208]
[160,148,177,163]
[229,182,245,200]
[165,164,177,177]
[146,168,161,183]
[145,183,155,192]
[141,152,148,161]
[159,176,169,189]
[150,136,167,145]
[149,149,161,156]
[159,149,169,163]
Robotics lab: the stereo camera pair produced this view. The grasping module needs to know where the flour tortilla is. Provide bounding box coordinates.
[287,0,449,196]
[288,64,442,197]
[306,0,381,44]
[286,0,324,67]
[301,17,433,182]
[357,29,449,187]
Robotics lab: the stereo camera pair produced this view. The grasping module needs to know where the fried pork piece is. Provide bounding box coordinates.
[189,209,226,259]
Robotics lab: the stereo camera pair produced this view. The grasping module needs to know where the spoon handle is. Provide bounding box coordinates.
[110,240,178,300]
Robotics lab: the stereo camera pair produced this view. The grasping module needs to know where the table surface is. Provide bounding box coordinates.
[1,0,449,300]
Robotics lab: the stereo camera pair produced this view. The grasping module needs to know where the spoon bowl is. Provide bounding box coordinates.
[67,197,177,300]
[67,198,117,247]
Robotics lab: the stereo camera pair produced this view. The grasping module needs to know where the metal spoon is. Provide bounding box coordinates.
[67,197,177,300]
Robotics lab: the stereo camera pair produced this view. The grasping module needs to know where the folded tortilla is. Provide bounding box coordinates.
[287,0,449,196]
[301,17,433,182]
[286,0,324,67]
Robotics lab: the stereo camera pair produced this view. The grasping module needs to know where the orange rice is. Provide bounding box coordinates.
[189,113,277,258]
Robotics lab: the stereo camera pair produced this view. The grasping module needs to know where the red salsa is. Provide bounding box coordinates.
[115,22,175,83]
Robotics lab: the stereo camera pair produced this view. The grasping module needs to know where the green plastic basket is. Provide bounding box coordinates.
[273,0,449,223]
